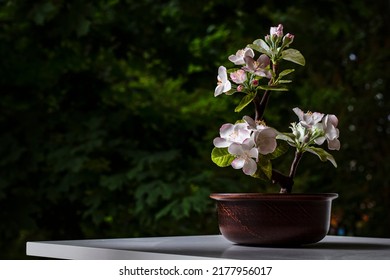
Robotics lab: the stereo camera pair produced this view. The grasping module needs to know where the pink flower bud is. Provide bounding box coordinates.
[264,35,272,45]
[283,33,294,46]
[270,24,283,37]
[230,69,247,84]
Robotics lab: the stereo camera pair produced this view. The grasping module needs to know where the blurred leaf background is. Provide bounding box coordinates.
[0,0,388,258]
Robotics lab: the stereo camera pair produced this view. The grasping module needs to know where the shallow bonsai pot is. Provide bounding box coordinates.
[210,193,338,246]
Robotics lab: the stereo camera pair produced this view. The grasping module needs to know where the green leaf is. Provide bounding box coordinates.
[234,92,256,112]
[248,43,261,52]
[276,133,295,145]
[267,140,290,160]
[251,39,271,56]
[277,80,292,84]
[306,147,338,168]
[252,168,269,181]
[225,89,236,96]
[252,156,272,180]
[211,147,235,167]
[260,157,272,179]
[281,49,306,66]
[258,85,289,91]
[278,69,295,78]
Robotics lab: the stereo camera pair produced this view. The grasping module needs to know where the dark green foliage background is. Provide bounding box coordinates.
[0,0,388,258]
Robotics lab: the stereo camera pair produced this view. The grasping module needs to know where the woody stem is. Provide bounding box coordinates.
[275,151,303,194]
[253,62,278,121]
[254,91,270,121]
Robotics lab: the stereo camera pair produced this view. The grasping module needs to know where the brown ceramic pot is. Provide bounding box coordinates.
[210,193,338,246]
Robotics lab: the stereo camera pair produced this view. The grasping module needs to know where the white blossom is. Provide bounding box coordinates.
[293,107,324,128]
[243,116,278,155]
[228,139,258,176]
[213,123,252,148]
[322,114,340,150]
[242,54,272,79]
[230,69,247,84]
[214,66,231,97]
[228,47,255,65]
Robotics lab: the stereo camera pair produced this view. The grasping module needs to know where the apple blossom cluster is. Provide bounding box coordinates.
[214,24,298,98]
[214,50,271,97]
[288,108,340,152]
[213,116,277,176]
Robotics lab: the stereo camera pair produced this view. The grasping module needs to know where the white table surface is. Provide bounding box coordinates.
[26,234,390,260]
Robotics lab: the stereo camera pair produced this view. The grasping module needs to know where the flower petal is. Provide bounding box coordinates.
[218,66,228,80]
[248,147,259,161]
[223,80,232,92]
[244,48,255,58]
[214,84,223,96]
[328,138,341,150]
[292,107,304,121]
[242,158,257,175]
[327,114,339,127]
[231,158,245,169]
[213,137,231,148]
[257,54,270,68]
[228,47,255,65]
[326,127,339,140]
[311,112,324,125]
[314,136,326,145]
[228,143,244,156]
[255,128,278,155]
[219,123,234,138]
[243,115,256,129]
[214,66,231,96]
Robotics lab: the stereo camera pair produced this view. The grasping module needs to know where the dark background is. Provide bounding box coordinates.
[0,0,389,259]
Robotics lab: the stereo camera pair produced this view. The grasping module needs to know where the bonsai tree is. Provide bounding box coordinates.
[211,24,340,193]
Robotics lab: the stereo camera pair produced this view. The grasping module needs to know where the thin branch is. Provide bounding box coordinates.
[253,91,270,121]
[289,151,303,178]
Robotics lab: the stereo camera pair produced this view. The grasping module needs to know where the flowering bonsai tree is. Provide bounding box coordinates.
[211,24,340,193]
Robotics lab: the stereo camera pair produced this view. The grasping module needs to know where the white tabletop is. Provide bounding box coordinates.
[26,234,390,260]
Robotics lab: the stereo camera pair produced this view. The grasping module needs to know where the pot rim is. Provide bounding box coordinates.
[210,192,338,201]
